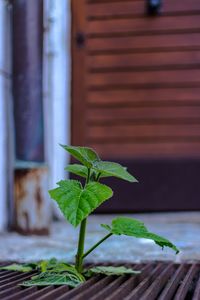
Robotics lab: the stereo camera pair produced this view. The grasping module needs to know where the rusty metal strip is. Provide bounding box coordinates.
[13,167,50,235]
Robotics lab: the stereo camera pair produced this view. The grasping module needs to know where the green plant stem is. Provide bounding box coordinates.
[82,233,113,259]
[75,168,91,273]
[75,218,87,273]
[96,172,101,182]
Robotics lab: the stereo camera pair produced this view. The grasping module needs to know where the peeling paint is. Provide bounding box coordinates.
[14,167,51,235]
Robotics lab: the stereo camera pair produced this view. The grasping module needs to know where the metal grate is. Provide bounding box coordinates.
[0,262,200,299]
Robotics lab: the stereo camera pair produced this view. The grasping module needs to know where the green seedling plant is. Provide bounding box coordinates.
[1,145,179,288]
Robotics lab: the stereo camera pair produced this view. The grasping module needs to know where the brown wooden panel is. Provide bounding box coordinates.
[72,0,200,211]
[88,33,200,53]
[87,0,200,18]
[88,0,143,3]
[71,0,87,145]
[89,142,200,159]
[87,88,200,107]
[97,159,200,212]
[87,15,200,36]
[88,124,200,140]
[87,51,200,71]
[87,69,200,88]
[87,107,200,124]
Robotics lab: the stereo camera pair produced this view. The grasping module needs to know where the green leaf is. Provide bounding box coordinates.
[20,272,84,288]
[0,263,37,273]
[49,180,113,227]
[101,217,179,254]
[93,161,138,182]
[39,259,85,281]
[65,164,89,178]
[60,145,100,168]
[65,164,110,180]
[84,266,141,277]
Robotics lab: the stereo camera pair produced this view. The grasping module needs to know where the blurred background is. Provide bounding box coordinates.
[0,0,200,240]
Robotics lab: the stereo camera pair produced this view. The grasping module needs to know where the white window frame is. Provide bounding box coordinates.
[0,0,12,231]
[43,0,71,217]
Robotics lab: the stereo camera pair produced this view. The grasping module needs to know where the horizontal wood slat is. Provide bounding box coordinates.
[88,124,200,140]
[88,33,200,53]
[87,15,200,36]
[89,143,200,159]
[87,51,200,71]
[87,88,200,107]
[87,107,200,124]
[73,0,200,160]
[87,69,200,88]
[87,0,200,18]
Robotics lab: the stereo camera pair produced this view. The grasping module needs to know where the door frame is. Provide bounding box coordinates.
[43,0,71,217]
[0,1,12,231]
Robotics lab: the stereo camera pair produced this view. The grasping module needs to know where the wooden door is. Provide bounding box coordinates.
[71,0,200,212]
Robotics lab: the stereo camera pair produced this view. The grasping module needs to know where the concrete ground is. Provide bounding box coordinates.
[0,212,200,264]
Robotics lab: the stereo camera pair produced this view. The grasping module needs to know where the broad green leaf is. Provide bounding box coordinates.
[20,272,84,288]
[65,164,89,178]
[101,217,179,254]
[39,259,85,281]
[65,164,110,180]
[60,145,100,168]
[49,180,113,227]
[84,266,141,277]
[0,263,37,273]
[93,161,138,182]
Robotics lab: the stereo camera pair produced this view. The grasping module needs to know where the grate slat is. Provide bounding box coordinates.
[174,264,198,300]
[2,286,37,300]
[0,286,21,298]
[193,272,200,300]
[56,275,102,300]
[37,285,69,300]
[22,286,54,300]
[0,271,20,280]
[0,272,36,286]
[104,264,143,300]
[158,264,188,300]
[0,272,13,278]
[90,274,127,300]
[89,264,146,300]
[0,272,37,291]
[72,275,115,300]
[140,263,175,300]
[0,262,199,299]
[124,263,165,300]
